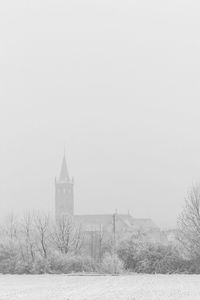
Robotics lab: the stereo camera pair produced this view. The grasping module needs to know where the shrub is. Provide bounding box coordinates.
[101,252,124,274]
[49,252,99,273]
[31,255,51,274]
[117,239,143,270]
[118,240,193,274]
[0,243,20,274]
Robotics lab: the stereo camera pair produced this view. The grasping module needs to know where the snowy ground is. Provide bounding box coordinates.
[0,274,200,300]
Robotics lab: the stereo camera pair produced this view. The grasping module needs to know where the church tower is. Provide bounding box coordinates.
[55,153,74,220]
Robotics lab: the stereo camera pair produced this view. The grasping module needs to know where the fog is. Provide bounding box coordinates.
[1,0,200,227]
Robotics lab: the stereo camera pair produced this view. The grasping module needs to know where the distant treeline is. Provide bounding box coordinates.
[0,202,199,274]
[0,212,122,274]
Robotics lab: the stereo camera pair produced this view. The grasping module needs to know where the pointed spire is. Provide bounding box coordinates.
[59,151,70,181]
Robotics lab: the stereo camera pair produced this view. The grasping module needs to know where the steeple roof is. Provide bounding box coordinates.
[59,153,70,181]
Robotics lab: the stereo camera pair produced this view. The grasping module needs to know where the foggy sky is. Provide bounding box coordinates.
[1,0,200,227]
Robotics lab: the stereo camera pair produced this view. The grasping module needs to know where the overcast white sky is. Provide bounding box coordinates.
[1,0,200,227]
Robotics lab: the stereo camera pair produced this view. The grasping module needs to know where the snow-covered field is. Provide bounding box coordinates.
[0,274,200,300]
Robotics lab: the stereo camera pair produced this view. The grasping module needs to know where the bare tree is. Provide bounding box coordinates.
[51,215,74,254]
[71,223,84,255]
[51,215,84,255]
[178,184,200,259]
[0,214,26,267]
[20,212,36,262]
[98,225,104,263]
[33,212,50,259]
[2,213,18,241]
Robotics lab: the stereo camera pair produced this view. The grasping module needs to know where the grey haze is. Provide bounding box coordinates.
[0,0,200,227]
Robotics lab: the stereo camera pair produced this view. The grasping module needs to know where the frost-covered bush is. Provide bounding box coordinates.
[101,253,124,274]
[31,255,51,274]
[117,240,193,274]
[62,255,98,273]
[0,242,20,274]
[48,252,98,273]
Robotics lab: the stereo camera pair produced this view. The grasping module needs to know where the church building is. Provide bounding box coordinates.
[55,153,164,242]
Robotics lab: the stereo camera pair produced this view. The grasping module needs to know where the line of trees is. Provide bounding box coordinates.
[0,212,123,274]
[1,185,200,274]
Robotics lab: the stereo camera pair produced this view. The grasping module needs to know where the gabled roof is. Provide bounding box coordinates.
[74,214,159,232]
[130,218,158,230]
[74,214,114,229]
